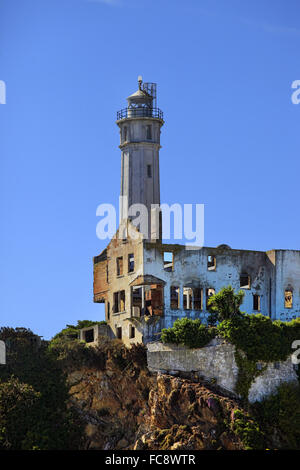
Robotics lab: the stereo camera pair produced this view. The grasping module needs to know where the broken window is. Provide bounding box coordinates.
[113,290,126,313]
[193,288,202,310]
[132,287,142,315]
[147,164,152,178]
[113,292,118,313]
[146,125,152,140]
[145,284,163,316]
[183,287,193,310]
[132,285,163,317]
[206,288,215,309]
[116,256,123,276]
[129,325,135,339]
[253,294,260,311]
[128,253,134,273]
[284,290,293,309]
[84,329,94,343]
[170,286,180,309]
[207,255,216,271]
[240,274,250,289]
[163,252,173,272]
[116,327,122,340]
[120,290,125,311]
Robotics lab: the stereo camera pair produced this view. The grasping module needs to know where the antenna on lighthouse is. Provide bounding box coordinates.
[138,75,143,89]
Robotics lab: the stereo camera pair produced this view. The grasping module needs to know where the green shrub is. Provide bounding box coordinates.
[253,382,300,449]
[161,318,215,349]
[231,409,265,450]
[0,377,40,450]
[217,314,300,362]
[0,328,85,450]
[234,351,266,400]
[208,286,245,321]
[49,338,107,371]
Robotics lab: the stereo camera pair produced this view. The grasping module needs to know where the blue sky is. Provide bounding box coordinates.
[1,0,299,339]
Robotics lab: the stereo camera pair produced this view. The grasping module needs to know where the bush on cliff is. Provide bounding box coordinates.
[217,314,300,362]
[0,328,85,450]
[0,377,40,450]
[161,318,215,349]
[252,382,300,449]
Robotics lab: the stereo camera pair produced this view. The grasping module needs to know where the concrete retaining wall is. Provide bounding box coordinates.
[147,339,298,403]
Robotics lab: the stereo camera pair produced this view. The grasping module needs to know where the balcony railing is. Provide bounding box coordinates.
[117,107,163,121]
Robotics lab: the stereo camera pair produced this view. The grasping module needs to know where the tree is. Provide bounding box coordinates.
[0,327,85,449]
[207,285,244,322]
[0,377,40,449]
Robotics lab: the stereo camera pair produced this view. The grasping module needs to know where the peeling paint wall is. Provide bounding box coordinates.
[273,250,300,321]
[143,244,275,327]
[92,238,300,345]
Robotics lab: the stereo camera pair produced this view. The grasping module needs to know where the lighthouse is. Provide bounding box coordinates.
[116,76,164,240]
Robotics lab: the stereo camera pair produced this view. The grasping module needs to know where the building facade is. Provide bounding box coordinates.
[90,78,300,347]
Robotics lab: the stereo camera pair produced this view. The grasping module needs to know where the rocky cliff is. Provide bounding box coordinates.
[1,329,299,450]
[66,341,252,450]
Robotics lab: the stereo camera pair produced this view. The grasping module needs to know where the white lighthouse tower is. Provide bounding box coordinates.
[116,76,164,240]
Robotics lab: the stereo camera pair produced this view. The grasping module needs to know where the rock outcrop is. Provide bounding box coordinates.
[67,344,244,450]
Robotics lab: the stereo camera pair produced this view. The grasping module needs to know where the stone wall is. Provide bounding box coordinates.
[147,339,298,403]
[248,359,298,402]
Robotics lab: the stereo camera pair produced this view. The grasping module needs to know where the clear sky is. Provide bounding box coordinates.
[1,0,299,339]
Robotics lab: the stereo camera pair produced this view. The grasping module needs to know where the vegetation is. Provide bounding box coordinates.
[217,314,300,363]
[0,317,300,450]
[253,382,300,449]
[161,286,300,402]
[208,286,245,321]
[230,408,265,450]
[208,287,300,398]
[234,351,266,400]
[0,327,85,450]
[161,318,215,349]
[0,377,40,449]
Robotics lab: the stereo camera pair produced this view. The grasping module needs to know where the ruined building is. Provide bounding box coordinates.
[86,78,300,347]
